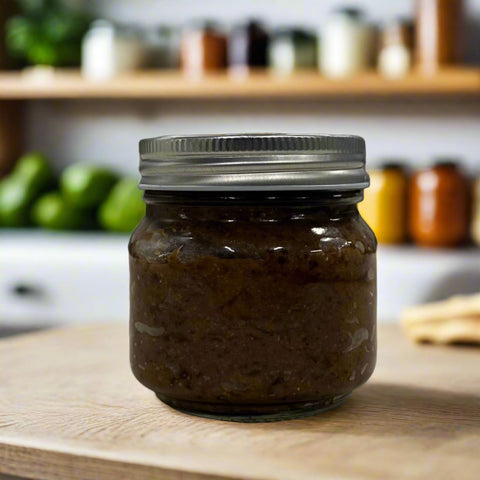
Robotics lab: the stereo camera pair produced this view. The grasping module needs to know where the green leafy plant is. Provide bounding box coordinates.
[5,0,91,66]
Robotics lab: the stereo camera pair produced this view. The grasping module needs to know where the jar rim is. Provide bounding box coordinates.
[138,133,369,192]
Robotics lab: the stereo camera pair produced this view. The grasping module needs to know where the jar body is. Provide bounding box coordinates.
[409,164,469,247]
[415,0,463,72]
[228,21,269,72]
[144,26,180,69]
[181,27,227,76]
[359,166,408,244]
[129,191,377,420]
[81,21,145,80]
[269,30,317,76]
[378,22,413,79]
[321,11,373,78]
[471,179,480,247]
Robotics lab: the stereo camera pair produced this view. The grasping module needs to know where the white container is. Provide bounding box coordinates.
[143,26,180,69]
[269,33,295,76]
[320,8,372,78]
[378,21,412,79]
[82,20,145,80]
[269,29,317,76]
[379,44,411,79]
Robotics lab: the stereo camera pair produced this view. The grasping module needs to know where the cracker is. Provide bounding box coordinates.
[401,293,480,344]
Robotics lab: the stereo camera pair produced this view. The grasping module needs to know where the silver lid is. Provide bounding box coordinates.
[139,133,368,191]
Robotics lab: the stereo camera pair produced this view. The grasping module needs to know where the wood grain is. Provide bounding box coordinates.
[0,68,479,99]
[0,324,479,480]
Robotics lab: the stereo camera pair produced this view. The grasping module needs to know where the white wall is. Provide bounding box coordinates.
[82,0,480,30]
[25,0,480,175]
[83,0,415,27]
[27,98,480,175]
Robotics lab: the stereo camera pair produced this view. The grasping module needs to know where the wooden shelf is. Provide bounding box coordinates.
[0,68,479,100]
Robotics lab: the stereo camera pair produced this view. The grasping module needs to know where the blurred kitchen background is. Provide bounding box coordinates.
[1,0,480,334]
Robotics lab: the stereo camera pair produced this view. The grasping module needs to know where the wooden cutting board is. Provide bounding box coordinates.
[0,324,479,480]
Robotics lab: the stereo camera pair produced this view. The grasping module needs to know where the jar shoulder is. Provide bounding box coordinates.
[129,213,377,262]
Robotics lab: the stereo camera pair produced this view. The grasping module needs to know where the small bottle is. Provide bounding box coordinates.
[81,20,145,80]
[143,26,180,69]
[359,162,408,244]
[228,20,269,76]
[321,8,373,78]
[415,0,464,73]
[181,22,227,77]
[471,178,480,247]
[114,25,147,74]
[378,20,413,79]
[269,28,317,76]
[409,160,470,248]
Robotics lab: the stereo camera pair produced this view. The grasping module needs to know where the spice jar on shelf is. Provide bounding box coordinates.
[320,8,374,78]
[228,20,269,75]
[415,0,464,73]
[81,20,146,80]
[269,28,317,76]
[378,20,413,79]
[181,21,227,77]
[359,162,408,244]
[471,178,480,247]
[143,26,180,69]
[409,160,470,248]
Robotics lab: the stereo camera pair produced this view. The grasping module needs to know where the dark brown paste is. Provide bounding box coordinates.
[129,194,376,417]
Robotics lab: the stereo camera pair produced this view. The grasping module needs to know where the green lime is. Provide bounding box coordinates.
[60,164,118,209]
[31,191,90,230]
[98,178,145,233]
[13,152,55,194]
[0,177,33,227]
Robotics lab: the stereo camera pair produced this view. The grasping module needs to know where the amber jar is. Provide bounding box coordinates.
[181,22,227,76]
[409,161,469,247]
[415,0,463,72]
[471,178,480,247]
[359,163,408,244]
[129,134,377,422]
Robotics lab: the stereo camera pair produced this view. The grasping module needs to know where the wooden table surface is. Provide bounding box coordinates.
[0,324,479,480]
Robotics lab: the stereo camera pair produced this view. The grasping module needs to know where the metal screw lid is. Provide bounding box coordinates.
[139,133,368,191]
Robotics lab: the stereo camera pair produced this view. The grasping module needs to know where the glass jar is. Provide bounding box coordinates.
[181,22,227,77]
[269,29,318,76]
[359,162,408,244]
[415,0,464,73]
[143,26,180,69]
[378,20,413,79]
[409,160,470,247]
[81,20,146,80]
[228,20,269,75]
[129,134,377,422]
[472,178,480,247]
[320,8,374,78]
